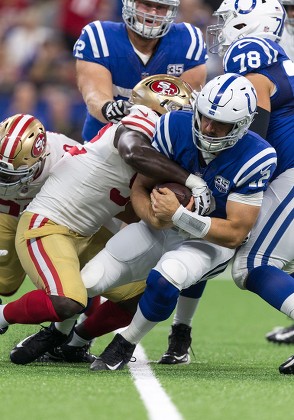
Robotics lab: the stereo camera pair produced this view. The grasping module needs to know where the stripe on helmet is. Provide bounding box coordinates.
[1,115,35,164]
[210,74,241,113]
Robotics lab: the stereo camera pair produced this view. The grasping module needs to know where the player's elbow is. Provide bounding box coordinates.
[226,232,249,249]
[122,149,138,166]
[122,145,146,167]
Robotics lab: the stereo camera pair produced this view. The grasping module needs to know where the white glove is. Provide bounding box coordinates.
[185,174,214,216]
[0,250,8,256]
[101,100,132,123]
[192,187,214,216]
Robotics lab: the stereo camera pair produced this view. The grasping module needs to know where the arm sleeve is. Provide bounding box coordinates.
[249,107,270,139]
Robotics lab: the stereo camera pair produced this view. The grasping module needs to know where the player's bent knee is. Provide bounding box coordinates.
[81,259,105,297]
[140,269,180,322]
[50,296,83,320]
[156,258,188,290]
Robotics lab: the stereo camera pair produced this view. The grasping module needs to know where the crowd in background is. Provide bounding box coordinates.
[0,0,222,143]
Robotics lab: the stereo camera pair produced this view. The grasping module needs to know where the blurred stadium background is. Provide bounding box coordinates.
[0,0,223,144]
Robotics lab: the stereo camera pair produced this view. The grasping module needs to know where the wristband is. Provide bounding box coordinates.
[172,205,211,238]
[185,173,207,190]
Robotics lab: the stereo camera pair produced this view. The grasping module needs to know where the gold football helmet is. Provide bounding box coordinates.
[0,114,47,196]
[130,74,193,115]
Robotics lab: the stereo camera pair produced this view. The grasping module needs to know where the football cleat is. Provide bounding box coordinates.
[0,326,8,335]
[158,323,192,365]
[38,342,96,363]
[10,323,68,365]
[90,333,136,371]
[0,298,8,335]
[279,354,294,374]
[265,324,294,344]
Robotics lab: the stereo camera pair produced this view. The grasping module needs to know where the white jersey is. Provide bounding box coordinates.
[0,132,78,218]
[26,105,158,236]
[280,28,294,61]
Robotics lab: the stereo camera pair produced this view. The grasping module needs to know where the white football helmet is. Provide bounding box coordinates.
[194,73,257,153]
[122,0,179,39]
[282,0,294,34]
[0,114,47,196]
[207,0,286,56]
[130,74,193,114]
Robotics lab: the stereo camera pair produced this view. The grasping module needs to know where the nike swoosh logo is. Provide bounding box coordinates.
[173,355,189,361]
[14,334,34,348]
[283,357,294,368]
[238,42,251,49]
[274,331,294,340]
[138,110,148,118]
[106,361,124,370]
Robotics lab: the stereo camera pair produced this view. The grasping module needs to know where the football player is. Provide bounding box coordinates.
[203,0,294,374]
[73,0,207,141]
[158,0,294,367]
[0,113,140,359]
[278,17,294,358]
[1,75,210,365]
[0,115,78,300]
[280,0,294,61]
[74,73,277,371]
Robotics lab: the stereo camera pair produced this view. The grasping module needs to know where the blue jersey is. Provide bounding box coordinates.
[223,37,294,178]
[152,111,277,219]
[73,21,207,141]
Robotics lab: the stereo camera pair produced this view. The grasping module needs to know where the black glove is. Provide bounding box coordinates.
[101,100,132,123]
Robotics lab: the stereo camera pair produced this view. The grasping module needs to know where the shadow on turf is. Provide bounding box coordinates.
[150,361,294,381]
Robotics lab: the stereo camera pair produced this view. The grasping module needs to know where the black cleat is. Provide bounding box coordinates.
[266,324,294,344]
[0,298,8,334]
[0,326,8,335]
[158,323,192,365]
[90,333,136,371]
[39,342,96,363]
[10,323,68,365]
[279,354,294,374]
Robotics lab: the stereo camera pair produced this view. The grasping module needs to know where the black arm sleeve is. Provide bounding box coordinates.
[249,106,270,139]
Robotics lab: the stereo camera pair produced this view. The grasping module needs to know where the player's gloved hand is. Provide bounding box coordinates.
[185,174,214,216]
[101,100,132,123]
[0,250,8,256]
[192,187,214,216]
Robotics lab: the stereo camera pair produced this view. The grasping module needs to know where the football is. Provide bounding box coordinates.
[155,182,192,207]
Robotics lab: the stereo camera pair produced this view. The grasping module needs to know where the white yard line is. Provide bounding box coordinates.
[128,344,183,420]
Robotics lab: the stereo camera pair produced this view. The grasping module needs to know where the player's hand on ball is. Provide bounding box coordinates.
[192,185,214,216]
[150,189,177,223]
[102,100,132,123]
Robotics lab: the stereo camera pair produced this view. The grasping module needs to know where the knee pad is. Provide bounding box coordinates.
[139,269,180,322]
[156,258,188,290]
[81,254,106,297]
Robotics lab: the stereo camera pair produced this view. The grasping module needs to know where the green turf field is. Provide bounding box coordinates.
[1,275,293,420]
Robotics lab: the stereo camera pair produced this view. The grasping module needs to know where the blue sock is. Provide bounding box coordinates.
[246,266,294,310]
[180,281,207,299]
[139,269,180,322]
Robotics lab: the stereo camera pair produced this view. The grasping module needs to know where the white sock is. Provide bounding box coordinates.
[281,293,294,318]
[67,330,91,347]
[0,304,9,327]
[54,315,79,335]
[121,307,157,345]
[173,296,200,327]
